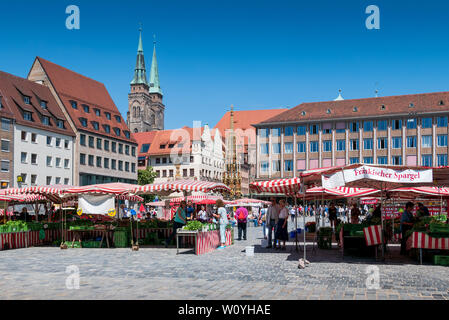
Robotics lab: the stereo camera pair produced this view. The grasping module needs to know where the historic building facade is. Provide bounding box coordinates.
[127,30,165,133]
[0,71,75,188]
[28,57,138,186]
[254,91,449,180]
[135,124,224,183]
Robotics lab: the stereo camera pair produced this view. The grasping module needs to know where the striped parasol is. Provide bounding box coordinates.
[134,180,231,195]
[250,177,301,195]
[64,182,138,195]
[307,186,381,198]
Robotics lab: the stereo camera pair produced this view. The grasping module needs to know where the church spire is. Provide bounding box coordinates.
[149,35,163,95]
[131,26,149,86]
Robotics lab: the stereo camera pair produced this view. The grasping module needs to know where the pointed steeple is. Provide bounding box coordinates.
[149,35,163,95]
[131,26,149,86]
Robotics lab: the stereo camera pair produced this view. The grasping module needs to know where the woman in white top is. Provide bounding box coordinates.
[213,200,228,249]
[275,199,289,250]
[197,205,207,222]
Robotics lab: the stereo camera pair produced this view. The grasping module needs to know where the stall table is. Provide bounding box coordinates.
[176,229,233,255]
[406,231,449,264]
[70,229,111,248]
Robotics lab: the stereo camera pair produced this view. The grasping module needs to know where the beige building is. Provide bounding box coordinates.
[254,91,449,179]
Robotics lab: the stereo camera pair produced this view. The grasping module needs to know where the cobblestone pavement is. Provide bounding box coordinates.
[1,218,449,300]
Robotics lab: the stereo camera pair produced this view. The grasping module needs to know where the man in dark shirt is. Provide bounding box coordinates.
[400,202,415,255]
[186,201,195,221]
[417,203,430,218]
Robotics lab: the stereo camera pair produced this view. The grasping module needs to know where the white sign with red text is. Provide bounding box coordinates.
[322,166,433,188]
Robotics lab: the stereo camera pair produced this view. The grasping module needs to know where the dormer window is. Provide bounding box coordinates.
[80,118,88,127]
[82,104,90,113]
[23,96,30,104]
[160,144,166,149]
[409,103,414,108]
[70,101,78,109]
[24,111,32,121]
[124,131,130,139]
[326,109,332,114]
[105,112,111,120]
[380,104,386,110]
[115,115,121,123]
[0,96,3,109]
[94,109,101,116]
[353,106,358,112]
[114,128,121,136]
[439,100,445,106]
[301,111,306,116]
[103,124,110,133]
[40,101,47,109]
[92,122,100,131]
[57,120,64,129]
[169,144,175,148]
[42,116,50,126]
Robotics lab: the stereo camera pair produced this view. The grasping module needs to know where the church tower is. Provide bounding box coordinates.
[127,29,165,132]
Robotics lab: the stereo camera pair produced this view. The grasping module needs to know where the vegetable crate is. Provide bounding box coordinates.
[434,255,449,266]
[113,231,129,248]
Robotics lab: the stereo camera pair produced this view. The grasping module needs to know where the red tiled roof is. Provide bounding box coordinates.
[134,126,209,157]
[35,57,136,144]
[0,70,75,136]
[259,91,449,125]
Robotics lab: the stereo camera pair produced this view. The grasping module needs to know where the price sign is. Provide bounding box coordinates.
[108,209,116,217]
[77,208,83,216]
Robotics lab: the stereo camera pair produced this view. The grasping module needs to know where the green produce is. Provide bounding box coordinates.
[184,221,203,231]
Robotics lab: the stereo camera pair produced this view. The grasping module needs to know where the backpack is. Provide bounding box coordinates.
[237,210,246,221]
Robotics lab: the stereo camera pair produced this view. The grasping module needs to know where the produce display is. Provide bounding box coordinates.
[405,216,449,239]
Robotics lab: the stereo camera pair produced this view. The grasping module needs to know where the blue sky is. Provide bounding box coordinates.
[1,0,449,129]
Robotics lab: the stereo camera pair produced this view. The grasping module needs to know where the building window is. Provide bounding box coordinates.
[141,144,150,153]
[350,139,359,151]
[349,122,359,133]
[377,120,387,131]
[23,112,32,121]
[322,125,332,134]
[131,163,136,173]
[377,156,388,165]
[31,175,37,185]
[377,137,387,149]
[437,116,448,128]
[103,125,111,133]
[42,116,50,126]
[21,152,27,163]
[1,139,9,152]
[438,154,448,166]
[46,176,52,185]
[46,136,52,146]
[284,142,293,154]
[94,109,101,116]
[31,154,37,165]
[55,158,61,168]
[57,120,64,129]
[22,131,27,141]
[118,144,123,154]
[83,105,90,113]
[392,156,403,165]
[111,159,117,170]
[155,170,160,178]
[271,128,281,137]
[422,155,432,167]
[363,138,373,150]
[64,159,70,169]
[23,96,30,104]
[115,115,121,123]
[437,135,448,147]
[80,118,88,127]
[407,136,417,148]
[190,169,194,177]
[114,128,121,136]
[336,140,345,151]
[156,158,161,164]
[407,118,417,129]
[112,142,116,153]
[1,160,9,172]
[132,147,136,157]
[272,160,281,172]
[162,158,167,164]
[47,156,52,167]
[310,124,319,135]
[259,128,269,138]
[1,118,11,131]
[422,135,432,148]
[104,140,109,151]
[118,161,123,171]
[323,140,332,152]
[297,126,306,136]
[77,135,85,147]
[125,162,130,172]
[392,137,402,149]
[124,131,130,139]
[260,143,269,155]
[364,121,373,132]
[392,119,402,130]
[125,145,130,155]
[80,154,86,165]
[65,140,70,149]
[97,138,102,149]
[422,117,432,129]
[88,155,94,166]
[284,127,294,136]
[162,170,167,177]
[363,157,373,164]
[297,142,306,153]
[349,157,359,164]
[64,178,69,185]
[310,141,319,152]
[105,112,111,120]
[272,143,281,154]
[92,122,99,131]
[284,160,293,172]
[88,136,94,148]
[261,161,269,172]
[71,101,78,109]
[96,157,102,168]
[55,138,61,148]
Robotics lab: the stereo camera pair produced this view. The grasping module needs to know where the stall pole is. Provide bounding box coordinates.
[380,183,385,261]
[303,191,307,262]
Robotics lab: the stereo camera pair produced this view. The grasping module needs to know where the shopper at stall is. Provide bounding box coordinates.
[165,201,187,248]
[275,199,289,250]
[185,201,195,221]
[235,206,248,241]
[260,206,267,239]
[266,198,279,248]
[417,202,430,218]
[350,203,361,224]
[329,203,338,230]
[197,205,207,222]
[212,200,228,249]
[400,201,415,255]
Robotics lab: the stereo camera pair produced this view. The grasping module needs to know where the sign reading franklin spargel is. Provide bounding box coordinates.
[322,166,433,188]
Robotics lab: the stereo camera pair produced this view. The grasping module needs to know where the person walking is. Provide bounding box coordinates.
[328,203,337,230]
[266,198,279,248]
[275,199,289,250]
[213,200,228,249]
[165,201,187,248]
[235,206,249,241]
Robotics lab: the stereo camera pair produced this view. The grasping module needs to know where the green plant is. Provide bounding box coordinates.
[184,221,203,231]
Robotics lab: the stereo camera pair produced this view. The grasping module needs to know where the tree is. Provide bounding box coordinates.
[138,167,158,203]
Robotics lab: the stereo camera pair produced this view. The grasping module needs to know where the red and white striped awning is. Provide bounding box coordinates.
[3,185,70,203]
[0,194,47,202]
[169,195,223,204]
[146,201,166,207]
[116,194,144,202]
[250,177,301,195]
[134,180,231,195]
[64,183,138,195]
[389,186,449,197]
[307,187,380,198]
